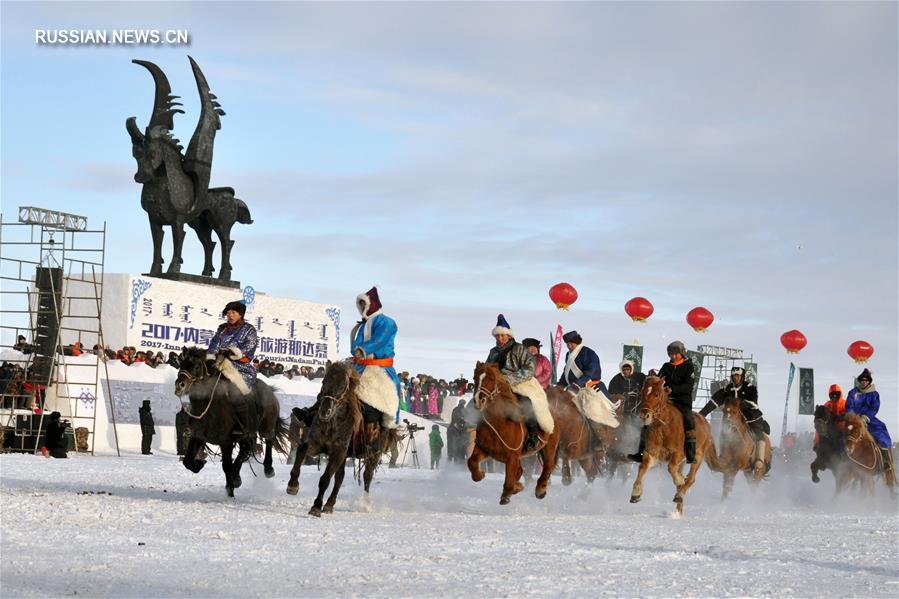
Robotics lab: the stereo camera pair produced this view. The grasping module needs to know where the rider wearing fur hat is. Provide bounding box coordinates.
[350,286,401,428]
[608,359,646,415]
[628,341,697,464]
[207,300,257,436]
[699,366,770,468]
[846,368,893,479]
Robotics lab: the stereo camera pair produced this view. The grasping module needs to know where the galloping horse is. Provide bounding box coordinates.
[810,404,843,485]
[839,413,894,495]
[716,396,771,498]
[174,347,289,497]
[286,361,396,517]
[550,388,616,485]
[629,376,720,515]
[468,362,561,504]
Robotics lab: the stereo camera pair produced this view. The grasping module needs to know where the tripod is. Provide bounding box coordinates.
[401,430,421,469]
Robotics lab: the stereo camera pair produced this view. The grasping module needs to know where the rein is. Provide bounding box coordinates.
[179,367,224,421]
[473,375,529,452]
[845,430,879,471]
[317,373,350,422]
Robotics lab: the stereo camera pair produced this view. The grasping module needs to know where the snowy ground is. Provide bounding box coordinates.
[1,452,897,598]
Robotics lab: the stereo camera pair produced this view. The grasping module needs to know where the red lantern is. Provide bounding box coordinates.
[549,282,578,310]
[847,340,874,363]
[624,297,654,322]
[686,307,714,332]
[780,330,807,354]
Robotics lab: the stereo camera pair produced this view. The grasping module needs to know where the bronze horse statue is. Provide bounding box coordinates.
[174,347,289,497]
[127,56,251,281]
[286,361,397,517]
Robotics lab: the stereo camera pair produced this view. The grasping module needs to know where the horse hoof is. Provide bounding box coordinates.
[535,488,547,500]
[322,504,334,514]
[232,476,242,489]
[309,507,322,517]
[264,467,275,479]
[471,471,485,483]
[562,476,572,486]
[630,495,641,503]
[811,474,820,484]
[286,482,299,496]
[226,487,234,498]
[673,495,683,503]
[499,496,511,505]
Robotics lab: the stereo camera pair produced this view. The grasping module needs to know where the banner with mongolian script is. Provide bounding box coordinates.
[798,367,814,415]
[622,344,644,374]
[124,276,340,367]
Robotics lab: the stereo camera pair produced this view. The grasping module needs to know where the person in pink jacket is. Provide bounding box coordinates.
[523,338,552,389]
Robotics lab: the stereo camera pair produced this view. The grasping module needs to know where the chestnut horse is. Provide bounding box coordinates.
[468,362,561,504]
[839,413,894,495]
[550,388,618,485]
[717,396,771,499]
[629,376,720,515]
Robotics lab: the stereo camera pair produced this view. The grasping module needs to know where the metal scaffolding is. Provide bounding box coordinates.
[0,207,119,455]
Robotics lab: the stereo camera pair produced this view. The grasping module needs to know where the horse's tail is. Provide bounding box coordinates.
[271,415,290,456]
[704,435,724,473]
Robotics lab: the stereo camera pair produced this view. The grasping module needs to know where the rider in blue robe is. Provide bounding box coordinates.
[351,286,402,427]
[206,300,257,434]
[846,368,893,479]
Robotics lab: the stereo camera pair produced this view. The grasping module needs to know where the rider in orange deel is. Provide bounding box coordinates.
[815,384,846,448]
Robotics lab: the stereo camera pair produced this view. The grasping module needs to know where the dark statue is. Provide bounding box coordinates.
[127,56,251,286]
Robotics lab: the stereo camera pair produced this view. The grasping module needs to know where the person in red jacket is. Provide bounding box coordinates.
[814,384,846,449]
[522,338,552,389]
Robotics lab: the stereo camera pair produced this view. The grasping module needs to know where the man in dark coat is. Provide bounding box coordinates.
[608,359,646,416]
[449,398,468,463]
[628,340,697,463]
[139,400,155,455]
[699,366,769,469]
[44,411,68,458]
[557,331,605,393]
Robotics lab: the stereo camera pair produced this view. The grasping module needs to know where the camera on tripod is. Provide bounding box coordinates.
[402,418,423,434]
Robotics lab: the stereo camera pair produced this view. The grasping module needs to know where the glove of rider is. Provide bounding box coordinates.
[861,414,870,424]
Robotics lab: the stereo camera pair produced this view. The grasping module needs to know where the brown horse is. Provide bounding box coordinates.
[717,396,771,499]
[839,413,893,495]
[550,388,618,485]
[468,362,561,504]
[629,376,720,515]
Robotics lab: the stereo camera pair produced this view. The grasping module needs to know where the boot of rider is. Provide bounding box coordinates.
[627,426,648,463]
[684,431,697,464]
[881,448,896,487]
[381,410,398,430]
[589,421,606,450]
[755,439,767,470]
[232,401,250,438]
[524,419,541,452]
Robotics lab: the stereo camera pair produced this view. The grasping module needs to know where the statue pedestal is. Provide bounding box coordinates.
[143,272,240,289]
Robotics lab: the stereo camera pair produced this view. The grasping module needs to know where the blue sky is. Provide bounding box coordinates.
[2,1,896,438]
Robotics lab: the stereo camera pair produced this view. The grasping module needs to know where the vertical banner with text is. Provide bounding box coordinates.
[622,344,644,374]
[686,350,705,403]
[781,362,796,442]
[552,325,563,384]
[798,367,815,415]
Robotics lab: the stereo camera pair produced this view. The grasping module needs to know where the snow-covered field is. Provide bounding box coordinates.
[2,452,897,597]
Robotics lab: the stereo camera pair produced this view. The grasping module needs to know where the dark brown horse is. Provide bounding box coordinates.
[550,387,616,485]
[717,396,771,498]
[839,413,893,495]
[629,376,720,515]
[811,404,844,485]
[174,348,289,497]
[286,362,395,516]
[468,362,561,504]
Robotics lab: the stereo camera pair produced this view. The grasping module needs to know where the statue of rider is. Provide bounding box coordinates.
[206,300,257,436]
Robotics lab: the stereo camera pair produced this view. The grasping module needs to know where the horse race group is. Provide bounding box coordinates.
[172,287,896,515]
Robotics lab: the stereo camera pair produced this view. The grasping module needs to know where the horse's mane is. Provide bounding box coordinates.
[641,375,669,405]
[325,361,363,430]
[477,362,518,404]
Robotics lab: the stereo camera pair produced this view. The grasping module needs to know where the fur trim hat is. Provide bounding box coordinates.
[492,314,514,337]
[666,340,686,356]
[521,338,542,349]
[619,359,635,372]
[857,368,872,381]
[562,330,582,345]
[356,286,382,317]
[731,367,746,377]
[222,300,246,318]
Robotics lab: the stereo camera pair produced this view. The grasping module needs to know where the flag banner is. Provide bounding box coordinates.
[686,350,705,403]
[553,324,563,369]
[549,332,557,385]
[781,362,796,442]
[622,344,644,374]
[743,361,758,387]
[798,367,815,415]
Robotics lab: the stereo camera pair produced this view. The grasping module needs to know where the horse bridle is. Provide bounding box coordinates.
[176,360,211,395]
[473,375,500,410]
[316,372,350,422]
